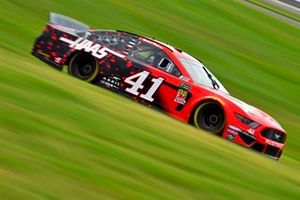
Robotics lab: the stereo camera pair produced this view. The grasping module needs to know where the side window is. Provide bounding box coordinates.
[157,58,181,77]
[129,41,181,77]
[95,32,119,46]
[128,42,158,65]
[92,31,139,52]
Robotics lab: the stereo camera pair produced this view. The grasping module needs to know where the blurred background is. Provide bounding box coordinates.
[1,0,300,199]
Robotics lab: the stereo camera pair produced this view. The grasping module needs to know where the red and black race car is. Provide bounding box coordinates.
[32,13,287,159]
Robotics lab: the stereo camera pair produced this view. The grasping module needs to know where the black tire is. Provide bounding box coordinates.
[193,101,225,134]
[68,53,99,82]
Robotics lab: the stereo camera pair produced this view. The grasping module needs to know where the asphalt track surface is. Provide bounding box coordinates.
[279,0,300,8]
[244,0,300,28]
[269,0,300,15]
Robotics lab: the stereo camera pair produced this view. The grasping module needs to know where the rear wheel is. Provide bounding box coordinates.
[68,53,99,82]
[193,101,225,134]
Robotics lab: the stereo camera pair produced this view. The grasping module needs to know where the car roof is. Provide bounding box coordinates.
[90,29,185,55]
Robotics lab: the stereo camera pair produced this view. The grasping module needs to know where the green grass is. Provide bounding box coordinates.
[1,0,300,199]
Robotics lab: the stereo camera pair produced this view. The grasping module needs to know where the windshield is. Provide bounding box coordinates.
[178,55,229,94]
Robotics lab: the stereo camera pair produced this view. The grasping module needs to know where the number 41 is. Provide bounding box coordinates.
[125,71,164,102]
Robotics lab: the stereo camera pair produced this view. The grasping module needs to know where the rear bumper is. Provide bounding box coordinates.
[31,51,63,71]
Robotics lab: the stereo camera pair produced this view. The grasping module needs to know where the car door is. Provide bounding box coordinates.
[144,54,191,114]
[123,40,191,113]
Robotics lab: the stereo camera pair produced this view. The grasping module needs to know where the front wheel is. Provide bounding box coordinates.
[68,53,99,82]
[193,101,225,135]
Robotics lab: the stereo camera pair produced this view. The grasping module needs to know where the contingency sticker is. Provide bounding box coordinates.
[101,76,121,89]
[174,83,191,105]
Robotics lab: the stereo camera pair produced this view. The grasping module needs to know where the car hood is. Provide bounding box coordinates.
[209,89,285,132]
[226,94,284,131]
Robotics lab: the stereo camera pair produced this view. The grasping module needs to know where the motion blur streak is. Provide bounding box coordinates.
[0,0,300,199]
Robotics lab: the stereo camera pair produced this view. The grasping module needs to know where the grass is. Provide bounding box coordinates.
[1,0,300,199]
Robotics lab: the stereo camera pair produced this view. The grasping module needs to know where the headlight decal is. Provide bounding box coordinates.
[234,113,260,129]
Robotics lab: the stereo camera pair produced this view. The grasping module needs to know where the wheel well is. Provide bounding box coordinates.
[65,52,77,67]
[65,51,92,67]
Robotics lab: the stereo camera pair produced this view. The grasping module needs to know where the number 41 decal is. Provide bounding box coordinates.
[125,71,164,102]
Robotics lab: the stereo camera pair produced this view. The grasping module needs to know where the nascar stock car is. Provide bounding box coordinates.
[32,13,287,159]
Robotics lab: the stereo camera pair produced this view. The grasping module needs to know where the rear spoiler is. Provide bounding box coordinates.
[49,12,90,31]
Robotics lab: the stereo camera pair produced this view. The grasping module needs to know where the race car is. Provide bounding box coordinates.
[32,13,287,159]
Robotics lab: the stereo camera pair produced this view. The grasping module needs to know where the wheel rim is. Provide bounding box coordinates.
[81,64,93,75]
[194,102,225,134]
[69,53,99,82]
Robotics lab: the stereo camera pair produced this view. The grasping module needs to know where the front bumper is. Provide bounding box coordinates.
[225,125,284,159]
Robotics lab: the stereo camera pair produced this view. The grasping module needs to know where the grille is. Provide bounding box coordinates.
[265,145,280,157]
[239,132,256,145]
[261,129,286,143]
[251,142,264,152]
